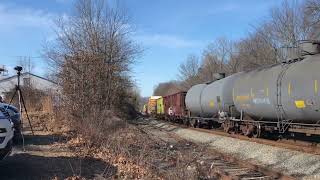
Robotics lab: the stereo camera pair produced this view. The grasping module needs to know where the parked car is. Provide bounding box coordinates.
[0,103,21,142]
[0,112,14,160]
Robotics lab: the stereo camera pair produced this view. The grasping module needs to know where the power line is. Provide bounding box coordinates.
[0,55,44,60]
[9,56,43,59]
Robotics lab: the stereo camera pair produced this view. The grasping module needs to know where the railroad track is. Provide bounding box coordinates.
[187,125,320,155]
[135,119,294,180]
[149,118,320,155]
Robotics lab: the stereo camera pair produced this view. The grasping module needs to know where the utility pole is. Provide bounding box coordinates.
[17,56,33,73]
[28,56,31,73]
[0,65,8,78]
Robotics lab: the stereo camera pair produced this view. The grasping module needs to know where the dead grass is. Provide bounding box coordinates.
[63,122,222,180]
[30,111,217,179]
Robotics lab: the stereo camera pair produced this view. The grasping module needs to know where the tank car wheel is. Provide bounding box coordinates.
[198,121,203,128]
[240,124,249,136]
[208,121,214,129]
[182,118,186,125]
[234,123,240,134]
[252,123,262,138]
[186,119,191,126]
[190,119,197,128]
[223,120,231,133]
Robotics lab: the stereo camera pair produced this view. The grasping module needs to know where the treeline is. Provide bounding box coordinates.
[154,0,320,96]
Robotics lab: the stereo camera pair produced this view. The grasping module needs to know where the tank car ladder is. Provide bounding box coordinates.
[276,63,293,133]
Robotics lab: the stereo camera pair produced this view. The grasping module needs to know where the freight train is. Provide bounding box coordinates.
[145,41,320,138]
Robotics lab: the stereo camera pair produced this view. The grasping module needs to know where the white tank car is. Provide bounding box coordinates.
[0,111,14,160]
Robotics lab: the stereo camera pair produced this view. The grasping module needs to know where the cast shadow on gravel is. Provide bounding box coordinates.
[0,153,117,180]
[17,134,68,146]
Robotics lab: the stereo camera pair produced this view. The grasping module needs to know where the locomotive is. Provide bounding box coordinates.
[147,40,320,138]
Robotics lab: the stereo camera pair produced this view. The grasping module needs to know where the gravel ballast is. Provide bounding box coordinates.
[147,120,320,180]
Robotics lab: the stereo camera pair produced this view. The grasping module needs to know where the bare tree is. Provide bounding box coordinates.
[231,30,278,72]
[153,81,181,96]
[305,0,320,39]
[228,0,311,72]
[178,55,202,89]
[198,37,233,81]
[258,0,311,48]
[44,0,141,140]
[154,0,320,96]
[211,37,233,71]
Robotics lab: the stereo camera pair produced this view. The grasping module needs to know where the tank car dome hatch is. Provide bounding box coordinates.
[299,40,320,56]
[278,40,320,63]
[213,73,226,80]
[202,73,227,85]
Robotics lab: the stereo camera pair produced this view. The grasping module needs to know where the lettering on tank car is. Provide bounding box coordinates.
[240,103,251,109]
[236,95,250,102]
[252,97,271,105]
[255,89,266,96]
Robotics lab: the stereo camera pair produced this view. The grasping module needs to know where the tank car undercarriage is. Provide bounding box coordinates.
[159,113,320,142]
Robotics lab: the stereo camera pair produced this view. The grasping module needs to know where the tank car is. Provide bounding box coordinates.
[233,41,320,135]
[185,73,242,128]
[233,57,320,123]
[185,41,320,137]
[185,73,242,118]
[185,84,206,117]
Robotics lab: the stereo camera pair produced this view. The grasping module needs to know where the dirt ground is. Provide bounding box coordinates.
[0,131,116,180]
[0,117,290,180]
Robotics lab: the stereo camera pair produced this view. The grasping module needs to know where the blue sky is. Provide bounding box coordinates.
[0,0,283,96]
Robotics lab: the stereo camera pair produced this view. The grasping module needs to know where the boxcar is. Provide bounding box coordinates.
[163,92,187,121]
[148,96,162,115]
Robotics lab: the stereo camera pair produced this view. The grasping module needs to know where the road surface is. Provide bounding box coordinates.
[0,131,115,180]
